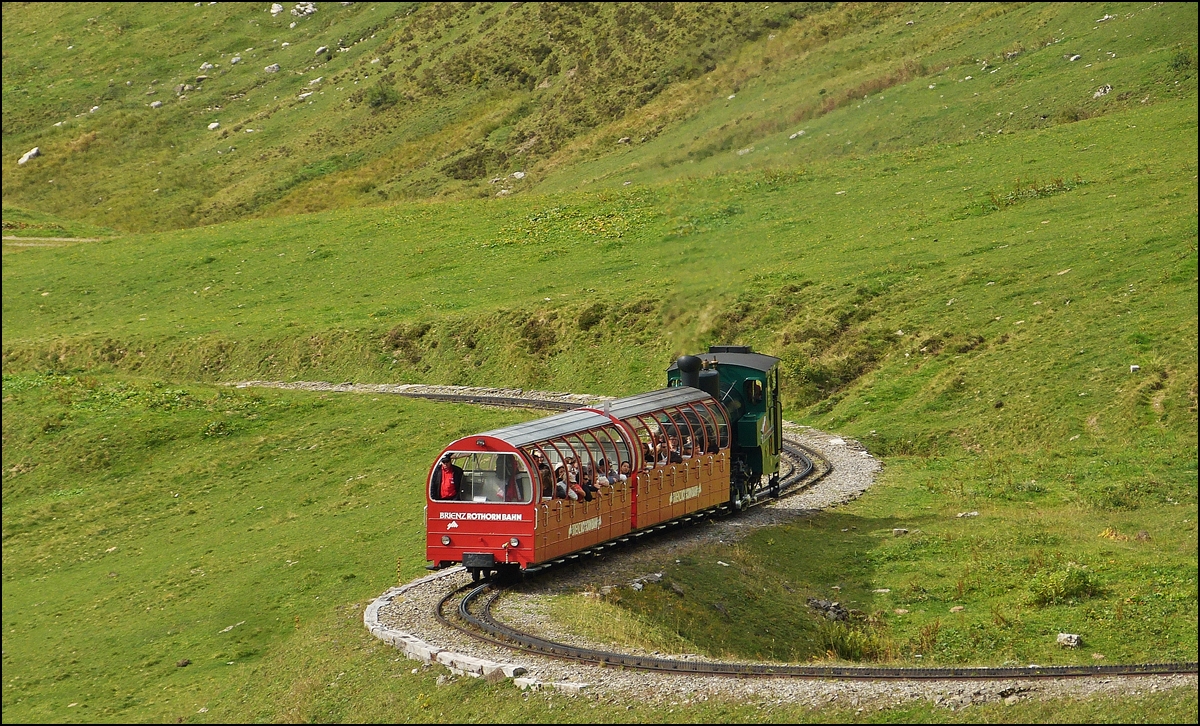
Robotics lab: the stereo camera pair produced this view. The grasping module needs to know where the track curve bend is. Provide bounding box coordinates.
[228,382,1198,695]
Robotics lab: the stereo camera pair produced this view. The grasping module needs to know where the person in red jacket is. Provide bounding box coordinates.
[436,454,464,500]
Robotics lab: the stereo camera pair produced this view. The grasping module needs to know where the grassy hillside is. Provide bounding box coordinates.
[4,3,1194,232]
[2,2,1197,722]
[2,375,1196,723]
[2,1,817,231]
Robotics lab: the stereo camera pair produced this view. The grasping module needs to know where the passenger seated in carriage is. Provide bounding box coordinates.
[662,436,683,464]
[531,450,554,499]
[579,465,599,501]
[553,463,569,499]
[494,455,522,502]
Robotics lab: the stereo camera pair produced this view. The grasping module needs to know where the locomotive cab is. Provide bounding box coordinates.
[667,346,782,506]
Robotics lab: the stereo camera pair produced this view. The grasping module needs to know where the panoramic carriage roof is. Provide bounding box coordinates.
[471,388,719,449]
[598,386,718,419]
[476,408,613,448]
[665,350,780,373]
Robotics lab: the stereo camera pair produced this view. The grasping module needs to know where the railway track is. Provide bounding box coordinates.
[437,580,1196,680]
[304,385,1197,683]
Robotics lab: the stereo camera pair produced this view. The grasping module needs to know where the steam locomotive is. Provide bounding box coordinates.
[425,346,782,579]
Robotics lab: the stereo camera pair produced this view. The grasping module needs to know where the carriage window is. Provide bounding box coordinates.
[744,379,764,406]
[595,425,629,477]
[429,452,531,504]
[622,416,657,470]
[694,403,720,453]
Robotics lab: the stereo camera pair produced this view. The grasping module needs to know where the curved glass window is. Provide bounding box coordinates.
[430,452,532,504]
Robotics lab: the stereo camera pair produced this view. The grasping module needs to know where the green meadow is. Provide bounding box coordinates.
[3,1,1197,723]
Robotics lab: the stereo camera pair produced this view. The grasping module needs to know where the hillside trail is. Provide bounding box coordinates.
[3,235,109,248]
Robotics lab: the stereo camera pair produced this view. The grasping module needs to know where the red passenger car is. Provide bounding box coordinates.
[426,387,732,578]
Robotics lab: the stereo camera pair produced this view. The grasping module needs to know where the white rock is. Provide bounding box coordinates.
[511,171,525,179]
[281,42,290,47]
[1130,364,1140,373]
[1057,633,1081,648]
[150,100,163,108]
[956,511,979,518]
[551,682,589,695]
[291,2,315,17]
[271,3,283,15]
[789,130,806,139]
[298,91,312,99]
[230,56,241,65]
[264,63,280,73]
[496,189,511,197]
[90,105,100,113]
[315,46,328,55]
[1093,84,1113,99]
[828,438,846,446]
[54,121,63,126]
[1067,54,1081,61]
[200,62,213,70]
[309,77,322,84]
[727,94,736,100]
[18,147,41,165]
[208,121,220,130]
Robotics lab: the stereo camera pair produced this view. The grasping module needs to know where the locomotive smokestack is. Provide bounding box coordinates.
[676,355,702,390]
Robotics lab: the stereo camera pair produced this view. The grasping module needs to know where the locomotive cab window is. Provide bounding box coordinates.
[744,379,764,406]
[430,452,531,504]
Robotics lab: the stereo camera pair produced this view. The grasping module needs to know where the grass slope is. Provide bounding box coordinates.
[4,3,1194,233]
[2,1,815,231]
[2,375,1195,723]
[1,1,1196,722]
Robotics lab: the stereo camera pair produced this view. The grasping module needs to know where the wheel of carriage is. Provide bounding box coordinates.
[731,478,749,510]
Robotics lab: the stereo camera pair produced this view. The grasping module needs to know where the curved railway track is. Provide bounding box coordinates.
[437,581,1195,680]
[356,388,1198,682]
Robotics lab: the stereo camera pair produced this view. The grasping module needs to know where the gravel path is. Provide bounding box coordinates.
[231,380,608,407]
[231,381,1196,707]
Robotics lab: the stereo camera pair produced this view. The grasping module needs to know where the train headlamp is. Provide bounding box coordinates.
[441,535,451,546]
[509,537,520,548]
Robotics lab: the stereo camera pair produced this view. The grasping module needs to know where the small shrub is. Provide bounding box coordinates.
[912,618,941,655]
[366,82,400,110]
[817,620,898,661]
[576,302,606,331]
[1169,51,1193,72]
[203,420,234,438]
[1027,562,1101,606]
